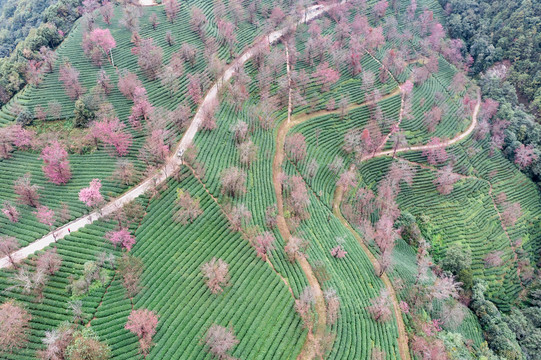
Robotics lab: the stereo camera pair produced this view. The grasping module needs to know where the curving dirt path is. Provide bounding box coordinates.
[0,3,337,269]
[274,43,327,360]
[333,185,411,360]
[280,79,481,360]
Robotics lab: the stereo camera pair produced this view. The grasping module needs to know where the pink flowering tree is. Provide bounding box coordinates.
[125,309,159,356]
[79,179,104,210]
[117,70,143,101]
[315,62,340,92]
[422,137,448,165]
[35,206,56,240]
[252,231,276,261]
[59,63,85,100]
[1,202,19,223]
[284,133,306,163]
[367,289,392,322]
[373,0,389,22]
[514,144,538,169]
[105,228,136,251]
[41,141,71,185]
[82,28,116,65]
[433,165,460,195]
[89,117,132,156]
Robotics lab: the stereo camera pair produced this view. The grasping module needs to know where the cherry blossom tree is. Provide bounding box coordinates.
[284,236,308,262]
[39,46,56,74]
[221,167,246,197]
[82,28,116,65]
[431,274,461,300]
[35,206,56,240]
[14,173,41,207]
[59,63,85,100]
[424,106,443,133]
[117,254,144,298]
[78,179,104,209]
[187,74,203,104]
[132,38,163,80]
[163,0,179,23]
[252,231,275,261]
[0,300,31,352]
[190,6,207,40]
[118,70,143,101]
[366,27,385,50]
[97,69,112,95]
[367,289,392,322]
[138,129,170,166]
[238,140,258,168]
[0,236,20,269]
[324,288,340,325]
[373,0,389,22]
[422,137,448,165]
[449,72,467,94]
[100,2,114,24]
[315,62,340,92]
[227,203,252,232]
[90,117,132,156]
[371,348,386,360]
[174,190,202,225]
[125,309,159,356]
[483,250,504,268]
[201,257,230,294]
[203,324,238,359]
[1,202,19,223]
[514,144,538,169]
[337,170,357,192]
[105,228,136,251]
[501,202,521,227]
[36,248,62,275]
[285,133,306,163]
[295,287,316,333]
[433,165,460,195]
[41,141,71,185]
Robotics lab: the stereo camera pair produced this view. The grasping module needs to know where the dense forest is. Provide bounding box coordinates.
[0,0,84,106]
[439,0,541,117]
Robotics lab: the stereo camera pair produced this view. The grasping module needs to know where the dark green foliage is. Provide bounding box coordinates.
[440,0,541,117]
[0,0,83,107]
[441,243,472,275]
[471,281,523,360]
[15,108,33,126]
[479,74,541,183]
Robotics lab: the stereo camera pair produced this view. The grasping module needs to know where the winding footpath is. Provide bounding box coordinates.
[279,78,480,359]
[0,3,336,269]
[275,43,327,360]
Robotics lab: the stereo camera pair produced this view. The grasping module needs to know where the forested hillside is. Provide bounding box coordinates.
[0,0,539,359]
[439,0,541,117]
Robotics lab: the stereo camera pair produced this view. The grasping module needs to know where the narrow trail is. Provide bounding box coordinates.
[279,43,327,360]
[333,186,411,360]
[0,3,336,269]
[184,163,296,298]
[282,78,481,360]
